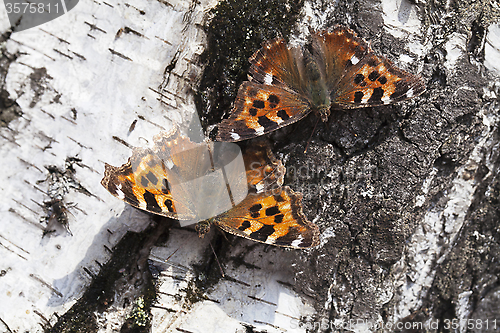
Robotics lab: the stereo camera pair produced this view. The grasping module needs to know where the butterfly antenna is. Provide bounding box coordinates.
[209,242,225,277]
[164,246,182,263]
[304,117,320,153]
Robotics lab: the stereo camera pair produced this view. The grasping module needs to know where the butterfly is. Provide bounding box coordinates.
[216,26,426,142]
[101,127,320,248]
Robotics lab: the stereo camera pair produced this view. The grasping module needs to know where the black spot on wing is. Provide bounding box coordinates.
[250,204,262,212]
[250,212,260,219]
[258,116,278,131]
[368,70,380,81]
[146,172,158,186]
[268,94,280,104]
[141,176,149,187]
[277,109,290,121]
[161,179,170,194]
[144,190,161,213]
[368,87,384,104]
[253,100,265,109]
[265,206,280,216]
[354,91,364,103]
[249,108,258,116]
[250,224,275,242]
[165,199,173,212]
[274,214,284,223]
[239,220,251,231]
[354,74,365,85]
[378,76,387,84]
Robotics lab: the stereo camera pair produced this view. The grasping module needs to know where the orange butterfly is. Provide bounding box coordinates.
[101,128,319,248]
[217,26,425,142]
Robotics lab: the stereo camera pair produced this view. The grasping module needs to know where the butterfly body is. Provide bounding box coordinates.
[299,48,331,121]
[217,26,426,142]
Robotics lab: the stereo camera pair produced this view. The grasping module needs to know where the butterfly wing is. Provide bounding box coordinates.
[212,186,320,248]
[311,27,425,108]
[101,127,205,220]
[216,81,311,142]
[242,140,285,193]
[248,37,304,92]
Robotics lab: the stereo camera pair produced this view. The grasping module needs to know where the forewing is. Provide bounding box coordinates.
[216,81,311,142]
[101,127,201,220]
[213,186,320,248]
[248,37,303,92]
[312,27,425,108]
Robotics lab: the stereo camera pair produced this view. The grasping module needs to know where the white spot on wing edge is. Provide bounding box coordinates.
[230,132,241,140]
[406,88,414,98]
[350,55,360,65]
[264,72,273,85]
[255,126,265,135]
[381,95,392,104]
[255,182,264,193]
[115,184,125,199]
[165,159,174,169]
[291,235,304,247]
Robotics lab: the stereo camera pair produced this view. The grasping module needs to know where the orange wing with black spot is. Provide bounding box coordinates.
[216,81,311,142]
[101,127,207,220]
[213,186,320,248]
[311,27,425,108]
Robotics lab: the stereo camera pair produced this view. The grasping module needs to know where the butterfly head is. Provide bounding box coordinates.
[195,219,212,238]
[317,105,330,122]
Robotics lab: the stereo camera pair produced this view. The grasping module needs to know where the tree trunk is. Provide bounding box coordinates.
[1,0,499,332]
